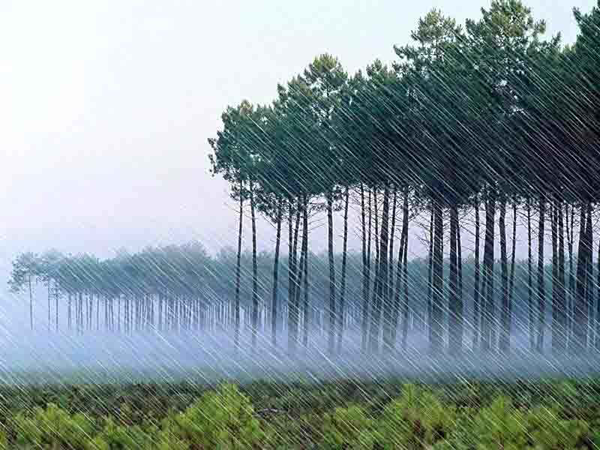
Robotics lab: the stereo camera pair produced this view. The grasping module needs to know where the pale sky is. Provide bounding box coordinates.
[0,0,595,323]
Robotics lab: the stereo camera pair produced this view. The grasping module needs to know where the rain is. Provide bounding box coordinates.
[1,0,600,448]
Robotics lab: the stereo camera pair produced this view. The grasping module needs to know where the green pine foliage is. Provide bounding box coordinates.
[3,380,600,449]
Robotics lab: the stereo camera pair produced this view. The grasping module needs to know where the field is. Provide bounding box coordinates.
[1,372,600,448]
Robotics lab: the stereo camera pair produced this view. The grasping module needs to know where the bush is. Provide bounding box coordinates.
[13,403,95,449]
[321,405,377,450]
[470,396,528,450]
[172,383,263,449]
[525,406,589,450]
[378,384,456,449]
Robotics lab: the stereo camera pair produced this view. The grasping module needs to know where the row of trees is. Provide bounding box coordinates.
[9,243,577,347]
[208,0,600,355]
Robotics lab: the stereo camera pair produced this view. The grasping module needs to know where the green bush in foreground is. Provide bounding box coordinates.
[4,381,600,449]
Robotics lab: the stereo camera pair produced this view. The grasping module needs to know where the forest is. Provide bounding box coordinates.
[8,0,600,361]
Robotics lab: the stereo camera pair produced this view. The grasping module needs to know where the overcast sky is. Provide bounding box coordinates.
[0,1,595,329]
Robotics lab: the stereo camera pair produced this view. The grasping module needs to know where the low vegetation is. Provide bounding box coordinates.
[1,378,600,448]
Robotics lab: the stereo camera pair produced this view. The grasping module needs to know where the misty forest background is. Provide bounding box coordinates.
[7,0,600,358]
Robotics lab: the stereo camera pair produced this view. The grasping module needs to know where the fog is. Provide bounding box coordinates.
[2,0,599,390]
[1,326,598,388]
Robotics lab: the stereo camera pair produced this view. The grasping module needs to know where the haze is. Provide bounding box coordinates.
[0,0,594,336]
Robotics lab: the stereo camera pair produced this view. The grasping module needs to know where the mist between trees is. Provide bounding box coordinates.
[8,0,600,359]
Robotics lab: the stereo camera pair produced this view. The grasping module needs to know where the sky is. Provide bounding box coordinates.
[0,0,596,329]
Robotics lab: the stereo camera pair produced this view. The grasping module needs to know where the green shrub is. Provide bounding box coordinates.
[471,396,528,450]
[525,406,589,450]
[321,405,377,450]
[262,413,319,450]
[172,383,263,449]
[13,403,95,449]
[378,384,456,449]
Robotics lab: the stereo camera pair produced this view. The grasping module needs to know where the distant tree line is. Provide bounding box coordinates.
[207,0,600,355]
[8,244,563,345]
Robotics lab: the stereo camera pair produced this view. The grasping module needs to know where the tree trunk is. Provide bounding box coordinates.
[271,197,283,348]
[388,189,398,313]
[337,187,349,353]
[301,201,310,349]
[29,275,33,331]
[473,198,481,351]
[596,235,600,350]
[427,206,435,346]
[536,196,546,353]
[569,205,576,341]
[47,280,51,333]
[507,202,517,352]
[482,191,496,352]
[392,188,409,349]
[555,198,567,352]
[364,187,373,350]
[449,205,461,354]
[361,184,370,352]
[250,183,259,351]
[551,200,559,352]
[288,200,301,354]
[431,196,444,353]
[566,205,575,345]
[327,190,337,355]
[586,203,594,348]
[400,201,410,350]
[234,183,243,352]
[369,183,390,353]
[528,197,535,350]
[574,205,588,352]
[499,199,510,353]
[55,285,59,333]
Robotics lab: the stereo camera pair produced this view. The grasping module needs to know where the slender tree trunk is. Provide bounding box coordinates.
[47,280,51,333]
[427,206,435,345]
[536,196,546,353]
[29,275,33,331]
[566,205,574,344]
[271,197,283,348]
[551,200,559,352]
[586,203,594,348]
[250,182,259,350]
[473,198,481,351]
[555,198,567,352]
[431,196,444,353]
[481,191,496,352]
[327,190,337,355]
[369,183,390,353]
[507,202,517,352]
[68,293,72,331]
[384,187,397,350]
[388,189,398,314]
[499,199,510,353]
[374,188,380,273]
[569,205,576,341]
[528,197,535,350]
[302,202,310,349]
[362,187,373,351]
[457,211,463,324]
[449,205,463,354]
[337,187,349,353]
[596,237,600,350]
[288,200,301,354]
[392,188,408,349]
[55,285,59,333]
[400,201,410,350]
[361,184,370,352]
[574,205,588,352]
[234,183,243,352]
